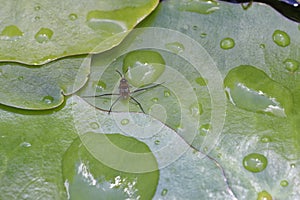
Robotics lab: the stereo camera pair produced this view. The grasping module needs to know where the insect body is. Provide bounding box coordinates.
[83,70,163,114]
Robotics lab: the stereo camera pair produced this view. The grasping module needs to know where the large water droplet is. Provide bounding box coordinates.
[20,142,32,148]
[224,65,293,117]
[165,42,185,54]
[68,13,78,21]
[123,50,165,87]
[243,153,268,173]
[257,191,272,200]
[0,25,23,41]
[86,10,127,36]
[34,5,41,11]
[199,123,210,136]
[283,58,299,73]
[164,90,171,97]
[42,95,54,104]
[177,0,219,14]
[220,37,235,50]
[35,28,54,43]
[280,180,289,187]
[272,30,290,47]
[89,122,100,129]
[260,136,271,143]
[200,32,207,38]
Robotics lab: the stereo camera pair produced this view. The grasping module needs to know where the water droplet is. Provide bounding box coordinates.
[18,76,24,81]
[42,95,54,104]
[123,50,165,87]
[90,122,100,129]
[161,188,168,196]
[151,97,158,103]
[260,136,271,143]
[272,30,290,47]
[0,25,23,41]
[200,32,207,38]
[34,16,41,21]
[68,13,78,21]
[178,0,219,14]
[35,28,54,43]
[283,58,299,72]
[259,44,266,49]
[243,153,268,173]
[290,163,296,168]
[280,180,289,187]
[220,37,235,50]
[165,42,185,54]
[94,80,106,91]
[20,142,31,148]
[195,76,208,86]
[121,119,129,125]
[189,102,203,117]
[34,5,41,11]
[192,25,198,30]
[154,140,160,145]
[199,123,210,136]
[217,153,222,158]
[86,10,127,35]
[164,90,171,97]
[257,191,272,200]
[224,65,293,117]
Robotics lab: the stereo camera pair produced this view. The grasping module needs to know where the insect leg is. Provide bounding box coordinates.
[108,96,122,114]
[81,93,119,98]
[130,96,145,113]
[132,82,164,94]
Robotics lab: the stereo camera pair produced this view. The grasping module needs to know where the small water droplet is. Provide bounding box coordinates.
[0,25,23,41]
[243,153,268,173]
[272,30,290,47]
[280,180,289,187]
[90,122,100,129]
[290,163,296,168]
[121,119,129,125]
[34,5,41,11]
[165,42,185,54]
[123,50,165,87]
[220,37,235,50]
[35,28,54,43]
[42,95,54,104]
[217,153,222,158]
[257,191,272,200]
[18,76,24,81]
[154,140,160,145]
[260,136,271,143]
[151,97,158,103]
[283,58,299,73]
[161,188,168,196]
[94,80,106,91]
[259,44,265,49]
[200,32,207,38]
[195,76,208,86]
[164,90,171,97]
[199,123,210,136]
[34,16,41,21]
[68,13,78,21]
[20,142,31,148]
[192,25,198,30]
[189,102,203,117]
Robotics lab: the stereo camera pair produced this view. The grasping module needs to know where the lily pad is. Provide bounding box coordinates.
[77,0,300,199]
[0,0,159,65]
[0,55,90,109]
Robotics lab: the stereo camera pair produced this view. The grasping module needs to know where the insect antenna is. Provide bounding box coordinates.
[115,70,123,78]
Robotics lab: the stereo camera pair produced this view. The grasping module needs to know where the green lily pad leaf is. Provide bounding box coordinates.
[0,96,236,199]
[77,0,300,199]
[0,0,159,65]
[0,55,90,109]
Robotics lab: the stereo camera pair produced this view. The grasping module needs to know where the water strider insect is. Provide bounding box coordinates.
[83,70,163,114]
